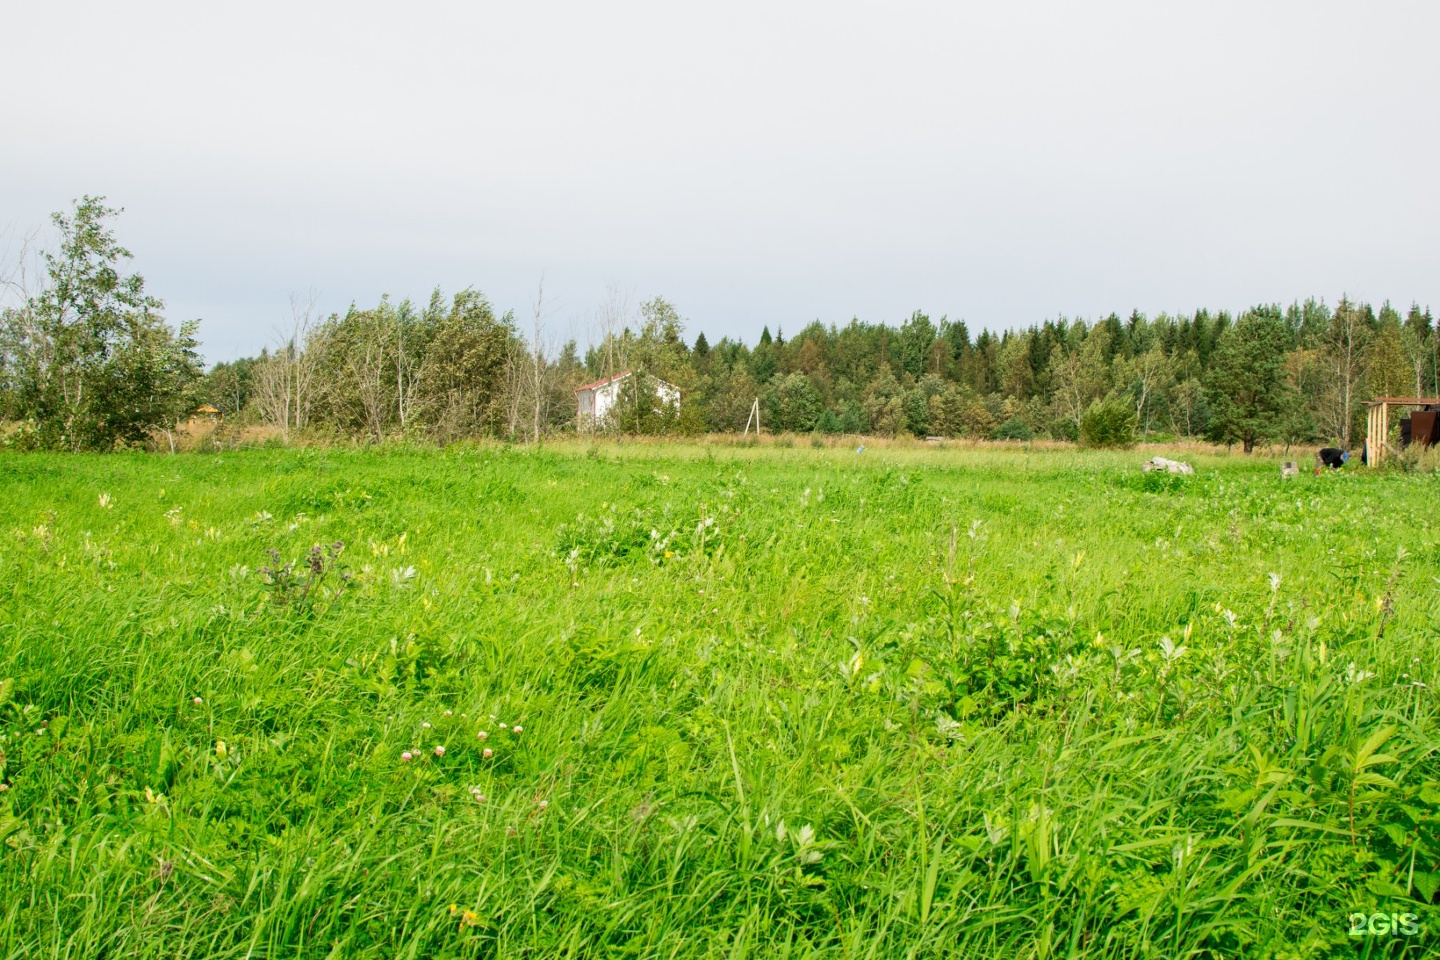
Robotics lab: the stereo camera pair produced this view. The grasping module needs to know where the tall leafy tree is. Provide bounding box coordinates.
[1204,306,1294,453]
[767,372,822,432]
[1116,343,1173,435]
[0,196,200,450]
[197,357,256,414]
[1321,296,1373,445]
[997,332,1035,399]
[862,364,904,435]
[897,310,936,378]
[1365,316,1412,400]
[412,289,515,440]
[1050,324,1111,429]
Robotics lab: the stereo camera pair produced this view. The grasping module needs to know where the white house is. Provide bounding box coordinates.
[575,370,680,430]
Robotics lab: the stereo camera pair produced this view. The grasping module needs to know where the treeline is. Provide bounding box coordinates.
[208,292,1436,453]
[4,198,1437,452]
[687,300,1434,450]
[204,291,702,443]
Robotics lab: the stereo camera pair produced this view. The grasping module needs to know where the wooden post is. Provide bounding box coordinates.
[1366,405,1375,466]
[1366,402,1391,467]
[742,398,760,437]
[1381,402,1389,465]
[1374,405,1382,466]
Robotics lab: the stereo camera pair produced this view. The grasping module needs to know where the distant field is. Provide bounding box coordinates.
[1,443,1437,957]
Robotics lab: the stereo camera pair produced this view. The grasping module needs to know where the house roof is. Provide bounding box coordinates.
[574,370,681,395]
[1363,397,1440,406]
[194,404,221,414]
[574,371,634,393]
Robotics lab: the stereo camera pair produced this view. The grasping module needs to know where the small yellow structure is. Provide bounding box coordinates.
[1363,397,1440,466]
[187,404,222,428]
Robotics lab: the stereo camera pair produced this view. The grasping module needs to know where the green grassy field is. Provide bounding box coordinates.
[1,443,1438,958]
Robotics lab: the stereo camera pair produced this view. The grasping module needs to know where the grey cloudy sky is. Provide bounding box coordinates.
[5,1,1438,363]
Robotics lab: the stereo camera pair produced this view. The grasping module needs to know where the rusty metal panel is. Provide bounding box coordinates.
[1411,410,1439,446]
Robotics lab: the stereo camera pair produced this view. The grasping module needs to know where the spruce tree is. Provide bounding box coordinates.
[1203,306,1295,453]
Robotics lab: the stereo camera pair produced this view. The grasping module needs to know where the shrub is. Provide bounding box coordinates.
[992,418,1032,441]
[1048,418,1079,442]
[1126,469,1189,493]
[1079,399,1137,448]
[815,409,844,434]
[1393,441,1440,473]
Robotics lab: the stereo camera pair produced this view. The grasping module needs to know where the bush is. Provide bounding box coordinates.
[1393,441,1440,473]
[1079,399,1137,448]
[992,418,1032,441]
[1126,469,1190,494]
[1048,418,1079,442]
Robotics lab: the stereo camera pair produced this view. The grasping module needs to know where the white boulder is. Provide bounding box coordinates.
[1142,457,1194,475]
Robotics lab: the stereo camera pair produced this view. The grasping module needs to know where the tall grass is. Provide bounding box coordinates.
[0,444,1436,957]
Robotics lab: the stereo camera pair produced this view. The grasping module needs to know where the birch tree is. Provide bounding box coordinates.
[0,197,200,450]
[1321,297,1372,445]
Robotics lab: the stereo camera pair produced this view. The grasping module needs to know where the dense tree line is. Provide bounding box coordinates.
[4,199,1436,452]
[685,300,1436,450]
[205,293,1435,452]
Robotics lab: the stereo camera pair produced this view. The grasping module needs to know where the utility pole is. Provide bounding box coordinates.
[743,398,761,436]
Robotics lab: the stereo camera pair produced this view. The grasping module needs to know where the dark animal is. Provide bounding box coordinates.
[1318,447,1349,468]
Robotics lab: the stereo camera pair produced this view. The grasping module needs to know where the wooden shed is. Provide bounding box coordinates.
[1363,397,1440,466]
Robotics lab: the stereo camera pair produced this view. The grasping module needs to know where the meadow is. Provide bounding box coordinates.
[0,441,1437,958]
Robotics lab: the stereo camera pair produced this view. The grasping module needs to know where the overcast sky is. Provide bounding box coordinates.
[5,1,1438,363]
